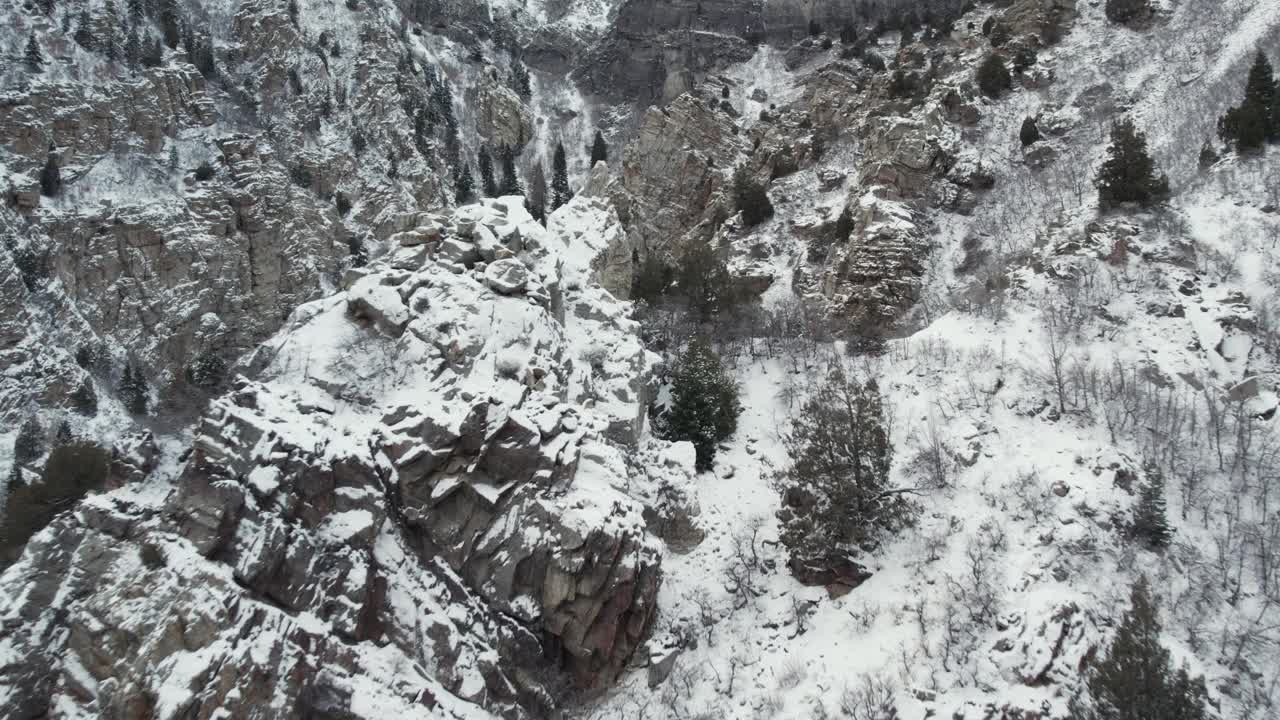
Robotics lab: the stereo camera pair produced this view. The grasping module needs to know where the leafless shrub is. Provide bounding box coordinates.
[775,657,808,690]
[839,673,899,720]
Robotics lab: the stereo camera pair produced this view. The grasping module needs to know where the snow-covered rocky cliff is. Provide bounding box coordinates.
[4,0,1280,717]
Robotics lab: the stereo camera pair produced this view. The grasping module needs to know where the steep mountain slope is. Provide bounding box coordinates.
[2,0,1280,718]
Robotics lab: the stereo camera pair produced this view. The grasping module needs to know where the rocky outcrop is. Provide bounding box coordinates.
[0,198,693,717]
[470,70,534,149]
[576,0,760,104]
[613,94,747,263]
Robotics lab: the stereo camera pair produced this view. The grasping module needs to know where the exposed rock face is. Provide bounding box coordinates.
[613,94,747,262]
[470,71,534,149]
[0,199,695,716]
[0,0,475,425]
[576,0,760,104]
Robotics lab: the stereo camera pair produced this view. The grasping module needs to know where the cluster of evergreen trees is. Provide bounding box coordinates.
[23,0,219,77]
[453,132,610,223]
[1219,52,1280,153]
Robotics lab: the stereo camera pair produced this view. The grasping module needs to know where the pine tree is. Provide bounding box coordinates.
[550,141,572,209]
[590,130,608,165]
[70,378,98,416]
[732,165,773,227]
[14,417,44,466]
[1096,118,1169,210]
[498,146,522,196]
[125,25,141,68]
[478,146,498,197]
[1075,577,1208,720]
[288,0,299,26]
[662,338,741,472]
[676,240,738,321]
[39,0,56,16]
[40,151,62,197]
[1131,466,1172,548]
[141,35,164,67]
[55,420,73,445]
[976,52,1012,98]
[776,369,902,555]
[158,0,180,48]
[73,9,95,50]
[25,34,45,73]
[1218,51,1278,151]
[510,59,531,101]
[127,0,143,21]
[386,149,399,180]
[119,362,149,416]
[453,163,475,204]
[527,161,547,224]
[1020,116,1041,146]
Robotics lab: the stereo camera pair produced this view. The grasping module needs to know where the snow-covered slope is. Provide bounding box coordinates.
[4,0,1280,717]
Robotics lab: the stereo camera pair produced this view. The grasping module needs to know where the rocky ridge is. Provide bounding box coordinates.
[0,197,700,717]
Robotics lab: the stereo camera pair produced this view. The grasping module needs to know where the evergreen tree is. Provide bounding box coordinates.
[39,0,56,16]
[527,160,547,224]
[1096,118,1169,210]
[676,240,738,321]
[1105,0,1154,25]
[478,146,498,197]
[351,127,367,156]
[776,369,902,556]
[55,420,73,445]
[128,0,143,21]
[1198,141,1219,170]
[453,163,475,204]
[1020,116,1041,146]
[73,9,95,50]
[40,151,61,197]
[1218,51,1278,151]
[103,26,119,63]
[976,52,1012,98]
[631,255,673,303]
[550,141,572,209]
[70,378,98,416]
[288,0,299,26]
[1075,577,1208,720]
[412,109,430,157]
[141,35,164,67]
[510,59,531,101]
[158,0,179,48]
[1131,465,1172,548]
[125,25,141,68]
[119,362,149,416]
[429,81,456,132]
[498,146,522,196]
[14,417,45,466]
[25,34,45,73]
[386,149,399,180]
[662,338,741,472]
[590,130,608,165]
[732,165,773,227]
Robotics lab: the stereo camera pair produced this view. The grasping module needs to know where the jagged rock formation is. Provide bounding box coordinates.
[0,198,698,716]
